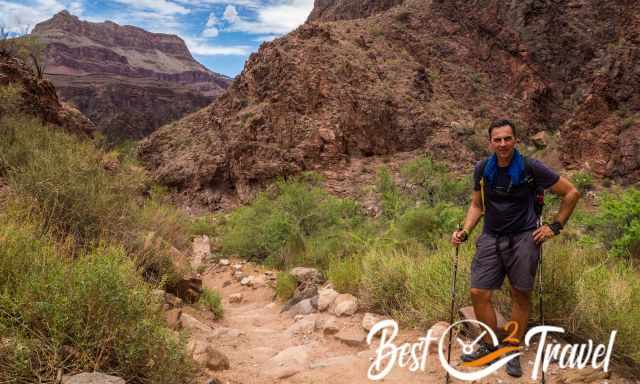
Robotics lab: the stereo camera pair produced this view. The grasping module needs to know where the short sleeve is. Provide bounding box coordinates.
[473,161,483,191]
[529,159,560,189]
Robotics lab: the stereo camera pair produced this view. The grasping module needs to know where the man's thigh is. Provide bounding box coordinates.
[505,230,540,291]
[471,233,506,290]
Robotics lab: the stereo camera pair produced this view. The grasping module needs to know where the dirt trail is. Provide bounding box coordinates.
[185,260,631,384]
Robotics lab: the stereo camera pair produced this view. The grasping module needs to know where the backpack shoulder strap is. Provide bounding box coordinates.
[478,158,489,215]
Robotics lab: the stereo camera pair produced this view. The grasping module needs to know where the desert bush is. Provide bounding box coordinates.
[394,203,463,247]
[0,114,140,246]
[222,175,366,268]
[0,220,195,383]
[0,83,22,117]
[326,254,364,296]
[400,156,471,206]
[199,288,224,319]
[571,170,594,193]
[581,188,640,259]
[275,272,297,301]
[376,166,410,220]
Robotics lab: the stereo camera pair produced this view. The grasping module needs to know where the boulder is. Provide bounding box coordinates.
[317,288,339,311]
[62,373,125,384]
[240,276,254,286]
[263,345,310,380]
[164,308,182,330]
[287,298,316,316]
[189,341,230,371]
[330,294,358,316]
[289,267,323,283]
[219,258,230,266]
[180,313,212,333]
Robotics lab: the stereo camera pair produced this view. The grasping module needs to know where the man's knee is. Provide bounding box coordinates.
[511,287,531,303]
[470,288,492,303]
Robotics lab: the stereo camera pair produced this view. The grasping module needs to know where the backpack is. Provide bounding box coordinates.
[479,156,545,218]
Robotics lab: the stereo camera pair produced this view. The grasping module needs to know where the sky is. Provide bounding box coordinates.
[0,0,315,77]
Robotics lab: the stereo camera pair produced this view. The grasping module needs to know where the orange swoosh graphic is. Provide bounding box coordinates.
[462,346,522,367]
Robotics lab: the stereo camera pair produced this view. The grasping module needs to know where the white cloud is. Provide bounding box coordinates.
[174,0,261,9]
[205,12,219,27]
[223,0,313,35]
[201,26,219,37]
[223,5,239,23]
[253,34,280,42]
[110,0,190,15]
[0,0,68,33]
[184,37,250,55]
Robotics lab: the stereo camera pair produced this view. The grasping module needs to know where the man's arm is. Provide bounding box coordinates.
[549,176,580,226]
[452,191,483,245]
[532,176,580,243]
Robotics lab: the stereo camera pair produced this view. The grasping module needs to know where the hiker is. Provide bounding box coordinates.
[450,119,580,377]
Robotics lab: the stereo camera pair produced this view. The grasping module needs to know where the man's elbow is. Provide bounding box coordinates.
[567,187,581,202]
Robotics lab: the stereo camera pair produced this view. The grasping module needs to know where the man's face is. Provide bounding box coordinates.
[489,125,516,162]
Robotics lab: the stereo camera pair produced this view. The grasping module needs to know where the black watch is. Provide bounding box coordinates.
[548,221,563,235]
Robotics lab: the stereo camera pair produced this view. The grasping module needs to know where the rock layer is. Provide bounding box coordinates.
[31,11,231,142]
[141,0,640,210]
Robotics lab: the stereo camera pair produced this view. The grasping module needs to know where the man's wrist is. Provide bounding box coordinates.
[548,221,563,235]
[460,229,469,242]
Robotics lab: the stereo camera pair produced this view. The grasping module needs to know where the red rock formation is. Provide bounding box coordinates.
[31,11,231,142]
[140,0,639,210]
[0,52,95,137]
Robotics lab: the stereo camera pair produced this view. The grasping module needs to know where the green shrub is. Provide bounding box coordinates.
[326,254,364,296]
[199,288,223,319]
[0,220,195,383]
[571,171,593,193]
[582,188,640,259]
[222,175,366,268]
[395,203,463,247]
[0,83,22,116]
[360,248,411,315]
[376,167,410,220]
[189,214,218,238]
[0,114,141,246]
[275,272,297,301]
[400,155,471,206]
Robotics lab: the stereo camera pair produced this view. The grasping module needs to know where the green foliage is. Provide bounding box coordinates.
[326,254,364,296]
[0,113,142,246]
[376,167,409,220]
[400,156,471,206]
[275,272,297,301]
[582,188,640,259]
[0,220,195,383]
[222,175,366,268]
[0,83,22,116]
[189,214,218,238]
[571,171,593,194]
[198,289,223,319]
[394,203,464,247]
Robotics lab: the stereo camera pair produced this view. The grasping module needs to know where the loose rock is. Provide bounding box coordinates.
[362,312,383,332]
[335,327,367,347]
[330,293,358,316]
[229,293,243,303]
[317,288,338,311]
[287,298,315,316]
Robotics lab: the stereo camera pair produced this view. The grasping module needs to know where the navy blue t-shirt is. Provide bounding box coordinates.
[473,158,560,235]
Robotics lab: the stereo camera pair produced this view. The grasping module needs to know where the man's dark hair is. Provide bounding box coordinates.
[488,119,516,138]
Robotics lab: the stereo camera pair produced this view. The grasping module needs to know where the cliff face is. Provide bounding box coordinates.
[0,52,95,137]
[31,11,231,142]
[140,0,639,209]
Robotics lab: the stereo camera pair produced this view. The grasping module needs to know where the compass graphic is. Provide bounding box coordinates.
[437,319,523,381]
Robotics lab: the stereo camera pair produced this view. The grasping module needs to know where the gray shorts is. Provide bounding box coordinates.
[470,230,540,291]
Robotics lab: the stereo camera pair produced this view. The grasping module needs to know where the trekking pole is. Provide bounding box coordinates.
[538,218,545,384]
[446,224,462,384]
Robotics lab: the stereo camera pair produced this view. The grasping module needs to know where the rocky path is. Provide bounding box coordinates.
[174,239,632,384]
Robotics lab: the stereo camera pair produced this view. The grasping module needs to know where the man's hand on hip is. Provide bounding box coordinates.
[532,225,555,244]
